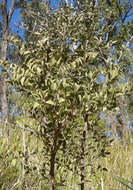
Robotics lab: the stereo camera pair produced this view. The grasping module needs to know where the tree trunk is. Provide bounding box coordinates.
[81,165,85,190]
[1,44,9,123]
[1,0,16,127]
[81,128,85,190]
[120,99,127,142]
[50,151,56,190]
[1,0,8,124]
[107,111,116,140]
[80,118,87,190]
[121,111,127,142]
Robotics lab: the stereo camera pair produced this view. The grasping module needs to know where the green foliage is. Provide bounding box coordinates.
[0,128,22,189]
[114,176,133,189]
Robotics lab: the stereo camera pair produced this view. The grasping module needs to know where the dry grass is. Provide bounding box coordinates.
[90,141,133,190]
[1,123,133,190]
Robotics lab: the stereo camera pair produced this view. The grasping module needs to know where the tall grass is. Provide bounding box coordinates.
[0,123,133,190]
[90,141,133,190]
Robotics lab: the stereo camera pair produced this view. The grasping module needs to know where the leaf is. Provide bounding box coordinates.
[46,100,55,105]
[51,82,57,91]
[34,31,41,35]
[62,78,68,88]
[112,40,117,45]
[33,102,40,109]
[11,159,17,167]
[57,57,62,65]
[89,71,93,79]
[23,50,31,55]
[88,52,98,60]
[103,106,107,112]
[39,37,49,45]
[75,84,80,92]
[114,176,133,189]
[21,77,26,86]
[71,61,76,68]
[111,69,119,80]
[59,97,65,103]
[78,95,82,102]
[37,67,42,75]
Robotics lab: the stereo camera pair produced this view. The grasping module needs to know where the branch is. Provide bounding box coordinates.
[116,1,122,18]
[8,0,16,24]
[2,0,8,32]
[121,7,132,23]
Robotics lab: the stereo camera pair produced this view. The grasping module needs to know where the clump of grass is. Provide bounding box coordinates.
[91,141,133,190]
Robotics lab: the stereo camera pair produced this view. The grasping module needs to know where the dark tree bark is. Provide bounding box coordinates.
[80,115,88,190]
[49,127,59,190]
[1,0,16,125]
[80,126,86,190]
[50,151,56,190]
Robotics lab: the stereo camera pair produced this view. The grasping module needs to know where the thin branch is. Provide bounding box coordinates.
[116,1,122,18]
[8,0,16,24]
[15,23,37,35]
[22,124,26,179]
[122,8,132,23]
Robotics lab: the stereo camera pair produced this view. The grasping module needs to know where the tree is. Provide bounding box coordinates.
[1,0,16,127]
[8,0,133,189]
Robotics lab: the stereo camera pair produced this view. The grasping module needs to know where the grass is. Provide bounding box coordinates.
[0,123,133,190]
[92,141,133,190]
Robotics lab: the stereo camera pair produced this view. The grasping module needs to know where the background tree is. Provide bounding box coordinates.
[0,0,16,134]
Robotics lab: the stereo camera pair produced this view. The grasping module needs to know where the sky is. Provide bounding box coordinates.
[2,0,60,39]
[0,0,23,37]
